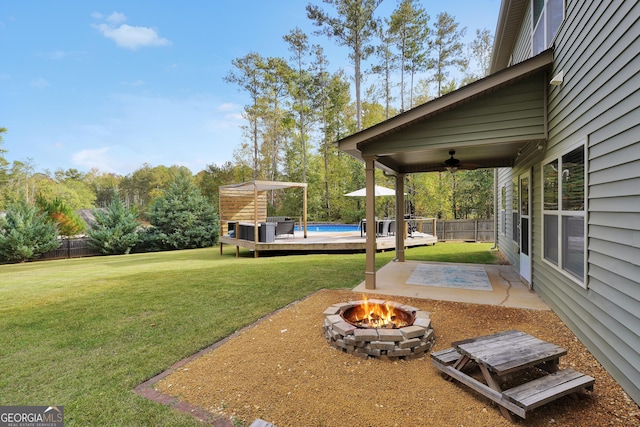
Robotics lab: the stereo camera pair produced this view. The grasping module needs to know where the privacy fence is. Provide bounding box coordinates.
[420,219,494,242]
[39,237,101,261]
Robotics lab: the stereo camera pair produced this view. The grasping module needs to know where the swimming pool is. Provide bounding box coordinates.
[295,223,360,233]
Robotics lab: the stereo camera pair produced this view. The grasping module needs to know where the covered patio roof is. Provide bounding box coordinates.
[335,49,554,290]
[337,49,553,175]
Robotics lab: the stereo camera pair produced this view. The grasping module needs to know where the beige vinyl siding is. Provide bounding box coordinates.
[530,0,640,404]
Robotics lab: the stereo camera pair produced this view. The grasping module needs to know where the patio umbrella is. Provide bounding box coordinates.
[344,185,397,197]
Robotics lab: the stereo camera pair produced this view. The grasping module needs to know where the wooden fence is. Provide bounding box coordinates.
[39,237,102,261]
[420,219,494,242]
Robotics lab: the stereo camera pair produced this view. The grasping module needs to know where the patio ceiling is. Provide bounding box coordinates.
[337,49,554,175]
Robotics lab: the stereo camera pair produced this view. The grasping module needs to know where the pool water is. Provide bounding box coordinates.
[295,224,360,233]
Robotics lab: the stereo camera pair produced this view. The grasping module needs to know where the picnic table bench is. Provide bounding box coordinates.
[431,330,594,421]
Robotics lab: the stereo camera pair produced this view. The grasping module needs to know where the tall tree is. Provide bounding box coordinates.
[284,28,316,183]
[431,12,467,97]
[371,19,398,119]
[195,161,238,206]
[259,56,293,183]
[307,0,383,131]
[225,52,267,180]
[0,127,8,189]
[463,28,494,83]
[389,0,430,111]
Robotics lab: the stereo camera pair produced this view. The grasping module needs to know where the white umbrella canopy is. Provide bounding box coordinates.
[344,185,397,197]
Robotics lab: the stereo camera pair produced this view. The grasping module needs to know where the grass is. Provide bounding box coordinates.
[0,242,497,426]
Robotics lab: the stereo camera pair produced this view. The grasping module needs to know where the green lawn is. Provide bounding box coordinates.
[0,242,497,426]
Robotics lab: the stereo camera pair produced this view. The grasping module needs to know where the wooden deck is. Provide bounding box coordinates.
[219,231,437,257]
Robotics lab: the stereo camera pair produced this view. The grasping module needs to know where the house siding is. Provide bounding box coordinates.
[361,77,547,155]
[499,0,640,403]
[497,168,518,266]
[512,3,532,65]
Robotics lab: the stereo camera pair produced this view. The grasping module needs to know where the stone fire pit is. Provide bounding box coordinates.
[323,299,434,360]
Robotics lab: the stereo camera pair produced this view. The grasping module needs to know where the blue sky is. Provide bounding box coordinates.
[1,0,501,176]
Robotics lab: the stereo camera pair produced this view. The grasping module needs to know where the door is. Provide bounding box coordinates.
[519,172,532,283]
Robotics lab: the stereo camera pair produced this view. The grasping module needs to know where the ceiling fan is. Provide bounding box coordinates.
[444,150,479,172]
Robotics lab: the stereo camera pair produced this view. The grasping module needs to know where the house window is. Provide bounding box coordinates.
[542,143,586,284]
[533,0,564,55]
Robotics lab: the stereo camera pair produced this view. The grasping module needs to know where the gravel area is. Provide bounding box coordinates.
[155,289,640,426]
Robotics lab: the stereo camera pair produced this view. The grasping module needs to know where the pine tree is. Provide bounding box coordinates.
[149,172,219,250]
[36,195,86,237]
[0,201,60,263]
[87,194,139,255]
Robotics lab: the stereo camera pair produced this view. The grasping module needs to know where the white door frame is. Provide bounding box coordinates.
[519,170,532,284]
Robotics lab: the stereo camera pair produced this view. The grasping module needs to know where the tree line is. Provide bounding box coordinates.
[0,1,496,262]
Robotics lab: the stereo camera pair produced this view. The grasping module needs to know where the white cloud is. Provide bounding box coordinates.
[105,12,127,25]
[71,146,139,175]
[217,102,239,112]
[92,12,171,50]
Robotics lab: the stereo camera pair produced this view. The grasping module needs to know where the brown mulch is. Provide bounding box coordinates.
[154,289,640,427]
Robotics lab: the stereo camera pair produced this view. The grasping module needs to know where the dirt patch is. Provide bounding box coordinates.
[153,289,639,426]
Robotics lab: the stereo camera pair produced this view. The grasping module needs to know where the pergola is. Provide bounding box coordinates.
[218,180,308,256]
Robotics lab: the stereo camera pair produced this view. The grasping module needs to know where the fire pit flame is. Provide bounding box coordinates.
[341,297,414,329]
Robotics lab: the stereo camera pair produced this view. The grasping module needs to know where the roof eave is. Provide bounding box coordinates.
[337,48,554,158]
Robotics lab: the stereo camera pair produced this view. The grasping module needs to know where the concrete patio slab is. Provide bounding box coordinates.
[353,261,549,310]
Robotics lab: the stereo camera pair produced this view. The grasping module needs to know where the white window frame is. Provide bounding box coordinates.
[541,139,588,288]
[532,0,565,55]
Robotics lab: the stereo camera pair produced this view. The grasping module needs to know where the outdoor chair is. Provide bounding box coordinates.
[275,220,295,237]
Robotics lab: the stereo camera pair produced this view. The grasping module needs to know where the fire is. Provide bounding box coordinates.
[343,296,411,329]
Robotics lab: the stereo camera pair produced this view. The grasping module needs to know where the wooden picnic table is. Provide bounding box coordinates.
[431,330,594,421]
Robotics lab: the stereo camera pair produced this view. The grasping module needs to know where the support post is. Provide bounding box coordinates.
[303,186,308,238]
[395,173,405,262]
[364,156,376,290]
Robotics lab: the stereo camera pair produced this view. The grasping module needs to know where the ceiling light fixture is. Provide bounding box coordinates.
[444,150,460,173]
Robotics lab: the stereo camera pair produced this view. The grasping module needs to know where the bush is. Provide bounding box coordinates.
[87,196,139,255]
[36,195,86,237]
[132,226,167,253]
[149,172,219,250]
[0,201,60,263]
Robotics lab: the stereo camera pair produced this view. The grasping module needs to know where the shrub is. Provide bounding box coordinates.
[0,201,60,263]
[36,195,86,237]
[132,226,167,253]
[87,196,139,255]
[149,172,219,250]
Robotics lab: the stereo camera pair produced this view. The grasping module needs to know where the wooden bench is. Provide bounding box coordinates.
[430,347,462,366]
[502,368,595,412]
[432,362,594,419]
